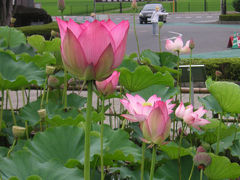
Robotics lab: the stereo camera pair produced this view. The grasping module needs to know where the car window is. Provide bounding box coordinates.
[143,4,163,11]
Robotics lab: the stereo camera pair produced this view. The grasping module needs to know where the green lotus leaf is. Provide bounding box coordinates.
[157,52,178,69]
[0,27,26,48]
[207,80,240,113]
[198,95,223,114]
[24,125,141,165]
[0,150,83,180]
[141,49,160,66]
[19,94,85,126]
[27,35,60,53]
[231,139,240,158]
[10,43,35,56]
[118,66,174,92]
[26,176,42,180]
[134,84,179,101]
[160,142,195,159]
[19,52,56,68]
[109,167,149,180]
[117,56,138,72]
[204,153,240,179]
[0,51,45,90]
[155,156,206,180]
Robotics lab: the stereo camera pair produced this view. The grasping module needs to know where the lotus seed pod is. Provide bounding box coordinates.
[193,152,211,169]
[48,75,59,88]
[38,109,46,119]
[46,66,55,75]
[51,30,60,38]
[58,0,65,11]
[12,126,26,138]
[201,142,211,151]
[196,146,206,153]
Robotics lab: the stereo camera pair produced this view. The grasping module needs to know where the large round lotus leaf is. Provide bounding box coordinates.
[118,66,174,92]
[208,81,240,113]
[0,26,26,48]
[24,126,141,165]
[0,150,83,180]
[0,51,45,90]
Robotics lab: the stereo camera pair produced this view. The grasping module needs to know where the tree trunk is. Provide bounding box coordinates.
[0,0,13,26]
[221,0,227,15]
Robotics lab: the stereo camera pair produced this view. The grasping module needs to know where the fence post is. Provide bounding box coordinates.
[204,0,207,11]
[120,2,122,13]
[175,0,177,12]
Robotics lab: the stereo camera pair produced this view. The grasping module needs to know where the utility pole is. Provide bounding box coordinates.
[221,0,226,15]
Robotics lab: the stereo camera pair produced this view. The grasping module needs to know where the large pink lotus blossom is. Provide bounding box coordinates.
[120,94,175,122]
[165,36,190,54]
[175,102,210,130]
[96,71,120,96]
[141,101,171,145]
[57,18,129,81]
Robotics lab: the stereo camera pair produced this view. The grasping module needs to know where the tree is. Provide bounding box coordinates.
[0,0,14,26]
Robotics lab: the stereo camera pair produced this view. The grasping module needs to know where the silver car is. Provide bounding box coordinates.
[139,4,167,24]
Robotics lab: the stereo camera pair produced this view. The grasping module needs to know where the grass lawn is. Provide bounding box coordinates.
[35,0,235,16]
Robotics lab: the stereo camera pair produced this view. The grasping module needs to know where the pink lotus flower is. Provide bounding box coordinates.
[57,18,129,81]
[141,101,171,145]
[175,102,185,118]
[120,94,175,122]
[96,71,120,96]
[165,36,190,54]
[175,103,210,130]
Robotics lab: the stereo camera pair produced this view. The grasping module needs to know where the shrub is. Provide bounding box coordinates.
[232,0,240,12]
[219,13,240,21]
[181,58,240,81]
[16,22,59,40]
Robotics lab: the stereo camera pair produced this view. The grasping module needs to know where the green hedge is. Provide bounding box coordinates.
[181,58,240,81]
[16,22,59,39]
[219,13,240,21]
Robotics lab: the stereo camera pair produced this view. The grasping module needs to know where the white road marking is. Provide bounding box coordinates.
[196,16,202,18]
[206,16,212,18]
[164,31,183,40]
[175,16,181,18]
[185,17,192,19]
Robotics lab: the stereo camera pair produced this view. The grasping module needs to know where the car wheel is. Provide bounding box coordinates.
[163,20,166,23]
[140,20,143,24]
[144,20,148,24]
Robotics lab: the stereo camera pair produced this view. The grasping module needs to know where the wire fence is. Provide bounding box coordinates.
[37,0,235,16]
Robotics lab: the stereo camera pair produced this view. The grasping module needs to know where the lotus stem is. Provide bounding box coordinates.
[158,26,162,52]
[149,145,156,180]
[133,11,141,59]
[16,91,18,109]
[216,114,223,154]
[233,114,238,141]
[84,80,93,180]
[46,87,50,104]
[7,138,17,158]
[188,162,194,180]
[7,90,16,125]
[176,51,182,101]
[27,87,31,104]
[189,49,192,104]
[121,119,126,130]
[63,68,68,109]
[21,88,25,106]
[0,90,4,132]
[178,123,185,180]
[40,77,48,109]
[172,114,176,141]
[100,96,105,180]
[200,169,203,180]
[25,121,29,140]
[141,142,146,180]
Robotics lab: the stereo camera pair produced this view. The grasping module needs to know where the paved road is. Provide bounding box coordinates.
[54,12,240,58]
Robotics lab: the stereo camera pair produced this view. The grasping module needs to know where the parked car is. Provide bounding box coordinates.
[139,4,168,24]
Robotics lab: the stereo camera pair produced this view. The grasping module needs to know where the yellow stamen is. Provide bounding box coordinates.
[142,102,152,106]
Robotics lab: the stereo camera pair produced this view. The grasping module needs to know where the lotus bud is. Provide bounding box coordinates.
[196,146,206,153]
[12,126,26,138]
[46,66,55,75]
[189,39,195,49]
[58,0,65,11]
[175,102,185,119]
[96,71,120,96]
[51,30,60,38]
[48,75,59,88]
[131,0,137,10]
[158,22,164,28]
[193,152,211,170]
[38,109,46,119]
[215,70,222,77]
